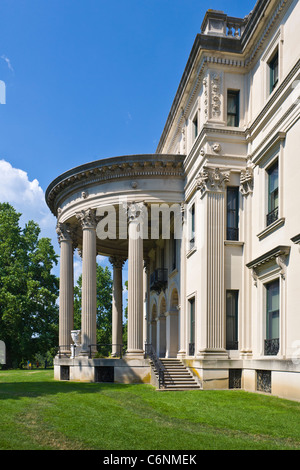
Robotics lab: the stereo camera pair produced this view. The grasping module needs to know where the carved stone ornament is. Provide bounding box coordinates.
[76,208,98,229]
[109,256,126,270]
[211,73,222,119]
[240,166,254,196]
[196,167,230,196]
[212,142,221,154]
[56,222,76,244]
[127,201,147,222]
[246,246,291,286]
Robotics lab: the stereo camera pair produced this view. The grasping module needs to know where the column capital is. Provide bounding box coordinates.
[127,201,147,222]
[76,208,98,230]
[196,166,230,197]
[56,221,77,245]
[109,256,126,269]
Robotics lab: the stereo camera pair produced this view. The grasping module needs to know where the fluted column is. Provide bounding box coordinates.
[56,222,75,355]
[196,167,230,357]
[240,165,254,357]
[126,203,145,358]
[76,208,98,356]
[109,256,125,356]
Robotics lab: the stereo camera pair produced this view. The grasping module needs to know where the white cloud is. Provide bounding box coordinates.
[0,159,57,250]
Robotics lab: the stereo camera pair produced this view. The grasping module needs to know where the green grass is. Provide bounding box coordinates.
[1,369,300,450]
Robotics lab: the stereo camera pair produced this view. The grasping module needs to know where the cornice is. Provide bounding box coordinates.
[45,154,185,216]
[156,0,293,155]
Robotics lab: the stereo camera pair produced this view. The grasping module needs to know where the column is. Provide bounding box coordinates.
[178,202,186,357]
[76,208,98,356]
[126,203,145,358]
[240,166,254,357]
[56,222,75,355]
[196,167,230,357]
[143,259,150,348]
[109,256,125,357]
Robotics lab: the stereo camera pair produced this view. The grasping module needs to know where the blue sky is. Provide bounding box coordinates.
[0,0,256,282]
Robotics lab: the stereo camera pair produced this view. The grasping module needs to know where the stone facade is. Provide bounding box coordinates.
[46,0,300,400]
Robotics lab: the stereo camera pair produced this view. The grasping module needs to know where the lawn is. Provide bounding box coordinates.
[1,369,300,450]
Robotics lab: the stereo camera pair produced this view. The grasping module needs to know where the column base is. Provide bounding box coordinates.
[196,348,229,360]
[125,350,145,360]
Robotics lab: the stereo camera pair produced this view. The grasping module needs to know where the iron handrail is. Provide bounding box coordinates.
[144,343,165,389]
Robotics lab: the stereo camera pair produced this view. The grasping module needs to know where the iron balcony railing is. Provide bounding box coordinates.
[57,345,71,358]
[266,207,279,227]
[145,343,165,389]
[264,338,279,356]
[226,341,239,351]
[58,344,125,358]
[150,268,168,293]
[226,227,239,241]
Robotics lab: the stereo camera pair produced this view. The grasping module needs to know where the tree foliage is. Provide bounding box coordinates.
[74,264,113,354]
[0,203,59,367]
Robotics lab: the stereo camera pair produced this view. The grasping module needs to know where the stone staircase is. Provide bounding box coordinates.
[158,358,201,391]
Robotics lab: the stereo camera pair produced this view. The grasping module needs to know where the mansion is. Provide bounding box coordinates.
[46,0,300,400]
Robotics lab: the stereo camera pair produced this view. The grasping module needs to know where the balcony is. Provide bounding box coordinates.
[201,10,247,39]
[266,207,278,227]
[264,338,279,356]
[150,268,168,293]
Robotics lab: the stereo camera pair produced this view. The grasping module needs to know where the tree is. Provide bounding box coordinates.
[73,264,113,356]
[0,203,59,367]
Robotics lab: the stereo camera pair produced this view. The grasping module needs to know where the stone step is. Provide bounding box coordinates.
[152,358,201,391]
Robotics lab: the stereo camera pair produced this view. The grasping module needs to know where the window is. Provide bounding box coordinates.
[269,50,279,93]
[265,279,280,355]
[227,90,240,127]
[226,291,239,350]
[226,187,239,240]
[189,298,195,355]
[189,204,195,249]
[267,160,279,226]
[192,113,198,140]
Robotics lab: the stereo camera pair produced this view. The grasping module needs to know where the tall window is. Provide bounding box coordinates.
[227,90,240,127]
[226,291,239,350]
[269,50,279,93]
[189,298,195,355]
[227,187,239,241]
[265,279,280,355]
[267,160,279,226]
[192,113,198,140]
[190,204,195,249]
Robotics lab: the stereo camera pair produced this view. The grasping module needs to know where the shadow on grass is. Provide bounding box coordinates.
[0,370,153,401]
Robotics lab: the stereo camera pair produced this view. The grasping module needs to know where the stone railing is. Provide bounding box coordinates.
[201,10,248,39]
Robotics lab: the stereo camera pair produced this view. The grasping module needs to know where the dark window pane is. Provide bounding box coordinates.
[227,91,240,127]
[226,290,239,350]
[227,187,239,240]
[267,161,279,226]
[266,279,280,342]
